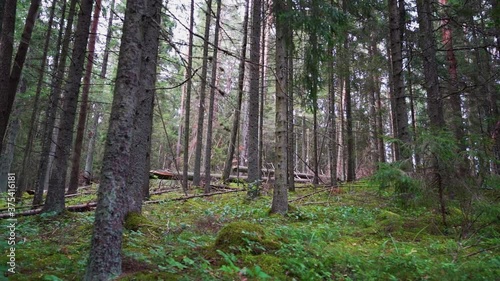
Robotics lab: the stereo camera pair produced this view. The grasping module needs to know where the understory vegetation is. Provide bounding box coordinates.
[1,179,499,280]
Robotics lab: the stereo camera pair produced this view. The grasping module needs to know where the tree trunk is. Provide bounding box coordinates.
[416,0,447,226]
[328,43,337,186]
[0,0,16,151]
[247,0,262,191]
[67,0,102,195]
[33,0,73,206]
[222,0,249,182]
[182,0,196,193]
[440,0,465,152]
[193,0,213,186]
[389,0,410,162]
[83,104,101,185]
[286,9,295,191]
[203,0,222,194]
[271,0,289,215]
[0,118,19,192]
[84,0,150,278]
[43,0,94,214]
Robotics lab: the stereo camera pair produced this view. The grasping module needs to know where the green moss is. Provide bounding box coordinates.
[214,221,267,254]
[124,212,153,231]
[377,210,403,233]
[241,254,286,280]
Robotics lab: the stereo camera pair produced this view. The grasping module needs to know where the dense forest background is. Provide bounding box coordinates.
[0,0,499,279]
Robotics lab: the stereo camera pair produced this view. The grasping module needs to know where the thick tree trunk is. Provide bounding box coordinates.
[271,0,289,214]
[204,0,222,194]
[286,14,295,191]
[67,0,102,195]
[0,0,16,151]
[33,0,73,206]
[328,45,337,186]
[129,0,161,210]
[222,1,249,182]
[247,0,262,191]
[43,0,94,214]
[193,0,213,186]
[389,0,410,162]
[85,0,149,278]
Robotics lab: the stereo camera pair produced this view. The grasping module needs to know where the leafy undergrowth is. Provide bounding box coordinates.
[1,181,499,280]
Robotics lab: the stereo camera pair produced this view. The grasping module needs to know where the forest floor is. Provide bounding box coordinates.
[0,180,499,280]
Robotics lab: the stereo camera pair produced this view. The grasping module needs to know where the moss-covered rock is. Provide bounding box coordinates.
[377,210,403,233]
[214,221,278,254]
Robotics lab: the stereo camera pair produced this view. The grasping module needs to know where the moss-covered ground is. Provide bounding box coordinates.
[0,180,499,280]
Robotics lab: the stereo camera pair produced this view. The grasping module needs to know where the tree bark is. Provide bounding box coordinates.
[204,0,222,194]
[193,0,213,186]
[0,0,16,151]
[271,0,289,214]
[43,0,94,214]
[389,0,410,162]
[67,0,102,195]
[182,0,195,193]
[85,0,149,278]
[328,43,337,186]
[247,0,262,191]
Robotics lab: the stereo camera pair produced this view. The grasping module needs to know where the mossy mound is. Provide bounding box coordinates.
[377,210,403,233]
[124,212,153,231]
[214,221,278,254]
[242,254,286,279]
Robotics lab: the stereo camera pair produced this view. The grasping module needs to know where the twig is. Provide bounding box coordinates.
[288,187,330,203]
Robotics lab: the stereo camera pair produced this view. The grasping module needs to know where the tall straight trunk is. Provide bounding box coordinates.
[183,0,196,192]
[301,115,307,173]
[259,0,268,183]
[408,45,419,166]
[368,39,379,170]
[328,46,337,186]
[83,0,115,186]
[247,0,262,189]
[342,28,355,181]
[203,0,222,194]
[440,0,465,151]
[43,0,94,214]
[286,12,295,190]
[85,0,149,278]
[17,0,57,198]
[0,0,16,151]
[376,79,386,163]
[83,104,100,185]
[33,0,72,206]
[0,118,19,192]
[222,0,249,182]
[127,0,161,210]
[271,0,289,214]
[389,0,410,161]
[416,0,446,226]
[67,0,102,194]
[193,0,214,186]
